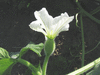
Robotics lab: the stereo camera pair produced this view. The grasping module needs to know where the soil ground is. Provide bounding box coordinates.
[0,0,100,75]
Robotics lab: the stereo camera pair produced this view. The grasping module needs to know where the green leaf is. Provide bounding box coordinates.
[19,42,44,58]
[0,58,17,75]
[86,62,100,75]
[26,42,44,57]
[0,47,10,59]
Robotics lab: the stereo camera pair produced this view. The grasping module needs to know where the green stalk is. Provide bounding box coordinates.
[85,41,100,54]
[42,55,50,75]
[43,38,55,75]
[67,57,100,75]
[76,1,100,24]
[80,14,85,68]
[90,6,100,15]
[17,58,38,74]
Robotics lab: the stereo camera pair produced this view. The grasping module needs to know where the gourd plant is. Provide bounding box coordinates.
[1,0,100,74]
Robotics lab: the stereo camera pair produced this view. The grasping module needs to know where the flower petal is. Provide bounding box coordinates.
[58,24,69,33]
[34,8,53,33]
[29,20,46,35]
[53,12,73,26]
[52,13,74,37]
[53,13,66,25]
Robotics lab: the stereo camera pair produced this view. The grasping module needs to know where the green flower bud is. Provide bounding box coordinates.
[44,38,55,56]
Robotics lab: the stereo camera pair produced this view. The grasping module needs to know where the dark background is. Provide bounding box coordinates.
[0,0,100,75]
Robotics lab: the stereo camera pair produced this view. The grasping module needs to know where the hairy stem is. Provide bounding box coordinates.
[42,55,50,75]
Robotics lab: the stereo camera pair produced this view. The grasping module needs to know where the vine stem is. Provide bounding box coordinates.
[17,58,38,74]
[67,57,100,75]
[76,1,100,24]
[80,14,85,68]
[42,55,50,75]
[80,13,85,75]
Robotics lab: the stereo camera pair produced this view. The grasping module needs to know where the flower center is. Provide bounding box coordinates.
[50,30,53,35]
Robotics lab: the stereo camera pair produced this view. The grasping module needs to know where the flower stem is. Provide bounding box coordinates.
[42,55,50,75]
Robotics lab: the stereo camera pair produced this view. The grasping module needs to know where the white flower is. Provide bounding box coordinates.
[29,7,74,39]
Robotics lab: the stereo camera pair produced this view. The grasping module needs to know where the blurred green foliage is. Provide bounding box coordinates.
[0,0,31,10]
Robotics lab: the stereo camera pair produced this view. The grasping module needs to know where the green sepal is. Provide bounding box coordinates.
[44,38,55,56]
